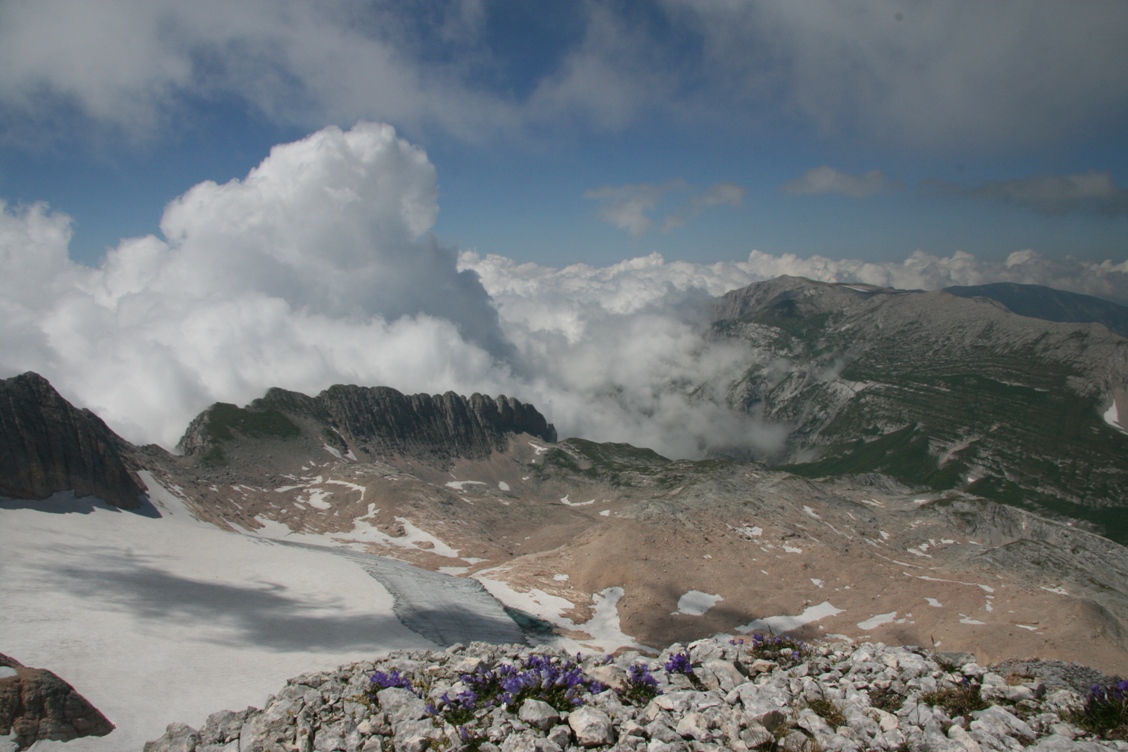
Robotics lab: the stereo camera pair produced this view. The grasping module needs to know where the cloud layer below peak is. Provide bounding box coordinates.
[2,123,1126,460]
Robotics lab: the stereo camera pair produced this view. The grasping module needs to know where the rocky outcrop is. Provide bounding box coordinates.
[0,652,113,749]
[0,372,143,509]
[145,636,1128,752]
[179,384,556,461]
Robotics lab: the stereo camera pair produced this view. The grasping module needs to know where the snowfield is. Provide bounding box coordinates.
[0,476,523,751]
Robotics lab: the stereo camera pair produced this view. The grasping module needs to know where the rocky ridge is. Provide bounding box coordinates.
[178,384,556,463]
[144,635,1128,752]
[0,372,143,509]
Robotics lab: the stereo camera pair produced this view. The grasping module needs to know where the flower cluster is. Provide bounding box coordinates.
[618,663,661,706]
[369,669,416,693]
[663,650,704,690]
[421,653,608,731]
[663,651,694,676]
[746,633,807,669]
[1073,680,1128,740]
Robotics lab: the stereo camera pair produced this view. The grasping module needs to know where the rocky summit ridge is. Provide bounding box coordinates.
[143,634,1128,752]
[178,384,556,465]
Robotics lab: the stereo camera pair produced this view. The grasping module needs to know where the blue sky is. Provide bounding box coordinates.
[1,0,1126,268]
[2,1,1127,452]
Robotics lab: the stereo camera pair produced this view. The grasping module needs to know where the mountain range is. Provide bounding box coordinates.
[2,275,1127,747]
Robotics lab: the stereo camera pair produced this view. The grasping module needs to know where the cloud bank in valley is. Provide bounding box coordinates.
[2,123,1126,458]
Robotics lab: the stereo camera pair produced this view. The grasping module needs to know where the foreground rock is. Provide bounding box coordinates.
[0,652,114,750]
[145,636,1128,752]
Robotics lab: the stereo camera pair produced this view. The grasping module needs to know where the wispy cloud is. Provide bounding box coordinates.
[923,171,1128,216]
[4,2,1123,152]
[583,180,686,238]
[585,180,744,237]
[783,166,889,198]
[662,182,745,232]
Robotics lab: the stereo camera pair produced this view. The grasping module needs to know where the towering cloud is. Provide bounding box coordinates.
[2,124,1126,459]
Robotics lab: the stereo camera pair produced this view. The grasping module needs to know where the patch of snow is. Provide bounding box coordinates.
[599,510,610,517]
[462,558,487,565]
[304,489,333,510]
[736,601,844,635]
[925,598,943,608]
[437,566,469,576]
[1016,624,1039,632]
[528,443,549,455]
[906,547,932,558]
[325,480,366,500]
[1041,585,1069,596]
[959,615,986,625]
[248,514,462,559]
[1103,401,1126,433]
[345,449,358,461]
[560,496,595,507]
[803,506,821,520]
[0,667,18,680]
[783,545,803,554]
[857,498,883,508]
[553,574,569,582]
[498,481,510,491]
[879,531,890,540]
[811,579,824,588]
[322,443,344,460]
[0,477,439,752]
[914,574,995,593]
[857,612,898,631]
[674,591,723,616]
[445,480,486,491]
[472,575,642,653]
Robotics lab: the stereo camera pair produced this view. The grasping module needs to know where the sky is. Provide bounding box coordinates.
[1,0,1127,457]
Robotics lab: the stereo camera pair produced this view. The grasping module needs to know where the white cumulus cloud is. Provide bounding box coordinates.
[3,123,1127,463]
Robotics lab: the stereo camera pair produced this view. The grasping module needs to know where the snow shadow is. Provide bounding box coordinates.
[45,556,409,652]
[0,491,162,518]
[42,543,528,651]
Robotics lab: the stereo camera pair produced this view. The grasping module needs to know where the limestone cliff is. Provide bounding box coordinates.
[178,383,556,462]
[0,372,143,509]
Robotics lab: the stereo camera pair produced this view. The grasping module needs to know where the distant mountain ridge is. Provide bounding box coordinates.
[711,275,1128,540]
[943,282,1128,338]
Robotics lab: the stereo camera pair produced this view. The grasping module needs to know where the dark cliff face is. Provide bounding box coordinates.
[0,372,144,509]
[179,383,556,462]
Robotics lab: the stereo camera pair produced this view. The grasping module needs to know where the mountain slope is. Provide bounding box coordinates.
[944,282,1128,338]
[712,276,1128,542]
